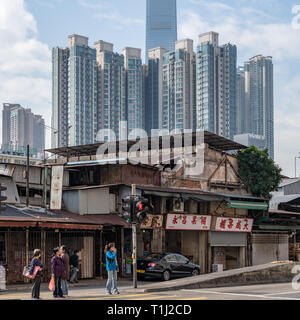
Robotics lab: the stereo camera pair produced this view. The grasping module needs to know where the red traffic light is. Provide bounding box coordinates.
[137,202,143,211]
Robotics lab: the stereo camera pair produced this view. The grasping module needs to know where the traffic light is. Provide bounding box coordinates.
[136,197,150,223]
[120,196,132,223]
[0,184,7,213]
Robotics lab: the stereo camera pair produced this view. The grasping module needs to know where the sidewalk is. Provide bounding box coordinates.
[4,278,136,292]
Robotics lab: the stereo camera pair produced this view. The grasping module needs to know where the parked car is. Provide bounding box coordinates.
[137,253,200,281]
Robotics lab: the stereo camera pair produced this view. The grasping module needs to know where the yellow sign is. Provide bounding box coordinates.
[137,270,145,273]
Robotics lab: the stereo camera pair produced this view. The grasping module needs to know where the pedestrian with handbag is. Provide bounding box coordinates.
[29,249,43,300]
[104,243,120,295]
[51,247,65,299]
[60,245,70,297]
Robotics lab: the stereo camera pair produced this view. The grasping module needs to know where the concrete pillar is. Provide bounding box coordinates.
[198,231,207,274]
[239,247,246,268]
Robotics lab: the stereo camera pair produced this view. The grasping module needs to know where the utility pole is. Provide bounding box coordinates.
[43,150,47,208]
[26,144,29,207]
[295,153,300,177]
[131,184,137,289]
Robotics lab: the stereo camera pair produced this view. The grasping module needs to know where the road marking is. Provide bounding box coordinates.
[264,290,300,296]
[182,289,300,300]
[101,293,155,299]
[180,297,208,300]
[131,295,178,300]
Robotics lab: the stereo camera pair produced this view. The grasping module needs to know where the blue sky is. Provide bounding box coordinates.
[0,0,299,176]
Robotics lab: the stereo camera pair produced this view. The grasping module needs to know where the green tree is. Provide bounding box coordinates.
[236,146,282,199]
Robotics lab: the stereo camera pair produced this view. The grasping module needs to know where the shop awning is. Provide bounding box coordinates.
[227,200,268,210]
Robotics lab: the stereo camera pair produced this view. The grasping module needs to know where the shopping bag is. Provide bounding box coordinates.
[23,266,41,279]
[49,276,55,291]
[23,266,30,277]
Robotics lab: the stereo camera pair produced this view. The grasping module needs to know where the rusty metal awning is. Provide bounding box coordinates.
[45,131,246,158]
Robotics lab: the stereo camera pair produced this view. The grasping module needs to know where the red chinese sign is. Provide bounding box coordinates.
[166,214,212,231]
[215,217,253,233]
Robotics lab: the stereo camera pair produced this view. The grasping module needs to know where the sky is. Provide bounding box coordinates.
[0,0,299,176]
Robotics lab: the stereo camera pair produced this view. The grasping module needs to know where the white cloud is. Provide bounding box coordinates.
[0,0,51,148]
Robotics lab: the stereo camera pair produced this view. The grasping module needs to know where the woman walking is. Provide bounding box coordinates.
[105,243,119,295]
[29,249,43,300]
[51,247,65,298]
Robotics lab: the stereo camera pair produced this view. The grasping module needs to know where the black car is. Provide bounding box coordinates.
[137,253,200,281]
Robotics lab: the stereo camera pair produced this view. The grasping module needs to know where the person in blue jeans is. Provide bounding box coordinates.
[105,243,119,295]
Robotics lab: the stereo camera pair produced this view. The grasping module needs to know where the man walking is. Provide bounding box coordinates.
[69,250,79,283]
[51,247,65,298]
[60,245,70,297]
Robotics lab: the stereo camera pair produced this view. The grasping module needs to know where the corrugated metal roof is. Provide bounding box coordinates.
[136,184,264,201]
[269,194,300,210]
[45,131,247,158]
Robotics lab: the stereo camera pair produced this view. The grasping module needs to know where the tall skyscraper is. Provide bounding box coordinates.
[146,0,177,63]
[122,47,143,132]
[196,32,237,140]
[52,47,69,148]
[243,55,274,159]
[2,103,45,155]
[68,35,98,146]
[146,46,166,135]
[161,39,195,132]
[52,35,98,147]
[218,43,237,140]
[94,40,126,141]
[236,66,246,135]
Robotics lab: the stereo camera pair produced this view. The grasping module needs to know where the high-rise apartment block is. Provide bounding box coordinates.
[146,0,177,63]
[95,41,126,141]
[2,103,45,155]
[123,47,143,133]
[145,47,166,135]
[235,55,274,159]
[236,66,246,135]
[161,39,195,132]
[196,32,237,140]
[52,35,144,147]
[68,35,98,147]
[52,47,69,148]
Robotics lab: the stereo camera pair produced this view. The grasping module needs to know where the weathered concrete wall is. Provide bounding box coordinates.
[143,262,299,292]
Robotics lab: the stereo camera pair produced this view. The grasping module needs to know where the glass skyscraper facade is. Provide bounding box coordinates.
[146,0,177,62]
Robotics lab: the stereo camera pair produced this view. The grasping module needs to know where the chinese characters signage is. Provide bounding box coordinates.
[215,217,253,233]
[166,214,212,231]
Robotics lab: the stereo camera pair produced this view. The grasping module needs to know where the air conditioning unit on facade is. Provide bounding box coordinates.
[212,264,223,273]
[173,199,184,212]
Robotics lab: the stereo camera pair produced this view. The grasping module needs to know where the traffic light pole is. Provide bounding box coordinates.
[132,222,137,288]
[131,184,137,288]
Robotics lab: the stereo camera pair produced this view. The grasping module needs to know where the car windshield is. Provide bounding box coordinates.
[143,253,164,261]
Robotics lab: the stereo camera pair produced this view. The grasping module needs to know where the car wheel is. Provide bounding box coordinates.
[192,269,199,276]
[163,270,171,281]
